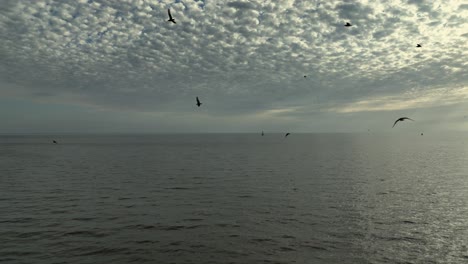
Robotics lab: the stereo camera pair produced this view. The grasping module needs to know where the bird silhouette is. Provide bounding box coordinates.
[196,97,202,107]
[304,75,307,78]
[167,9,176,24]
[416,44,422,47]
[53,140,58,144]
[392,117,414,128]
[285,133,290,138]
[344,22,352,27]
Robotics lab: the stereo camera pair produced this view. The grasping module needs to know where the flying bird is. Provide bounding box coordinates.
[416,44,422,47]
[53,140,58,144]
[285,133,290,138]
[167,9,176,24]
[196,97,202,107]
[304,75,307,78]
[392,117,414,128]
[344,22,352,27]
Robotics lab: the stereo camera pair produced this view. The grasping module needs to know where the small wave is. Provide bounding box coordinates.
[72,217,96,221]
[63,230,107,237]
[301,244,328,251]
[215,223,241,228]
[189,244,206,249]
[0,251,39,257]
[251,238,274,243]
[183,218,204,222]
[134,240,157,244]
[162,224,206,231]
[77,247,126,256]
[0,217,34,224]
[50,210,68,214]
[125,224,156,230]
[279,246,296,252]
[164,187,191,190]
[17,231,44,238]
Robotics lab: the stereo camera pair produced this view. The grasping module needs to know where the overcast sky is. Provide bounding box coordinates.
[0,0,467,133]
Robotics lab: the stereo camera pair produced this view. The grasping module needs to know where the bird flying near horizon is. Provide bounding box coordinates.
[196,97,202,107]
[392,117,414,128]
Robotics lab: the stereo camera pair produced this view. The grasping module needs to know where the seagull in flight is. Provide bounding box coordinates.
[196,97,202,107]
[285,133,290,138]
[344,22,352,27]
[392,117,414,128]
[416,44,422,47]
[167,9,176,24]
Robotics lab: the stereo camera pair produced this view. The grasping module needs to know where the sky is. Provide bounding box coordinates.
[0,0,467,133]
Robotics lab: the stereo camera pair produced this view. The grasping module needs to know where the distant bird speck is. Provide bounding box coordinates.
[167,9,176,24]
[344,22,352,27]
[53,140,58,144]
[392,117,414,128]
[304,75,307,78]
[196,97,202,107]
[421,133,424,136]
[261,131,264,136]
[416,44,422,47]
[285,133,290,138]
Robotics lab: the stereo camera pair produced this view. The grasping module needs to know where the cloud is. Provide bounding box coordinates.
[331,86,468,113]
[226,1,256,10]
[0,0,467,131]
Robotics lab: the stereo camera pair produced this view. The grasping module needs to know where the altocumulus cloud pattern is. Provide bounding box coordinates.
[0,0,467,127]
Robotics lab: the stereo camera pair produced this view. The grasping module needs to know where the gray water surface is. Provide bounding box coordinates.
[1,134,468,263]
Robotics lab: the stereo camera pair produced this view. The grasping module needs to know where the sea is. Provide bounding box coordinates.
[1,133,468,264]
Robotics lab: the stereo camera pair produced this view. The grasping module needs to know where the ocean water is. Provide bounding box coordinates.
[1,133,468,264]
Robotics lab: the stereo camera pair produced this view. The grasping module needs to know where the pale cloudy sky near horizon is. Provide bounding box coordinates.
[0,0,467,133]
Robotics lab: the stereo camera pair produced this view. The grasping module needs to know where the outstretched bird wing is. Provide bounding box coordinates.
[392,119,400,128]
[196,97,200,104]
[403,117,414,121]
[168,9,173,20]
